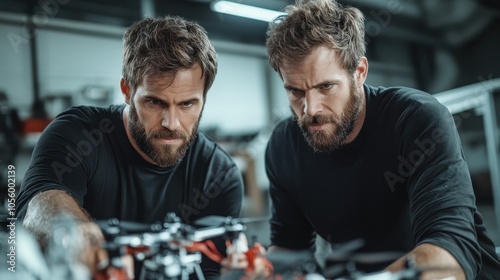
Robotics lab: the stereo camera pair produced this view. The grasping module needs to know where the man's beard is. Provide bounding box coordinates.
[292,80,363,153]
[129,104,199,167]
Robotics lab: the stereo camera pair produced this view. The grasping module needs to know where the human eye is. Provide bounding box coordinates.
[145,98,164,108]
[180,99,199,109]
[148,99,161,105]
[181,101,193,108]
[320,83,333,90]
[287,87,304,96]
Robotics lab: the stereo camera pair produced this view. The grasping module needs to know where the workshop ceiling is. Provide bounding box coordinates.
[0,0,499,47]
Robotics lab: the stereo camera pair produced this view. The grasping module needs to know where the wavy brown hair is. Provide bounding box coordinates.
[266,0,365,75]
[122,16,217,98]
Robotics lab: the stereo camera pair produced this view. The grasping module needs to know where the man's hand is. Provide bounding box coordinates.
[78,222,135,280]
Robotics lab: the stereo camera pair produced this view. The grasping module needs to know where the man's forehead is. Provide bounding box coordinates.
[141,64,204,89]
[141,74,175,91]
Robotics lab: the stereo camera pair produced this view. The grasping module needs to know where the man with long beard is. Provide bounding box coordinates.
[226,0,500,279]
[17,16,243,279]
[293,77,362,153]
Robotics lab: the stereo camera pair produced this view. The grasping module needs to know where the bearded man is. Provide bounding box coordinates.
[260,0,500,280]
[18,15,243,280]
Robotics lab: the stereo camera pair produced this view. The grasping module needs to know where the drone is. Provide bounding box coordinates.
[95,213,265,280]
[95,215,459,280]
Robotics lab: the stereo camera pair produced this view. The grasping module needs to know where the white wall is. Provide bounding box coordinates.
[36,29,123,115]
[200,53,269,134]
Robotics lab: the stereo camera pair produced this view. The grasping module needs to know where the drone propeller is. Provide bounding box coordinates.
[265,250,318,275]
[265,250,315,264]
[193,215,270,227]
[327,251,405,264]
[96,219,163,236]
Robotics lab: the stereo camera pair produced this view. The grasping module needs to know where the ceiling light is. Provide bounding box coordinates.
[211,1,286,22]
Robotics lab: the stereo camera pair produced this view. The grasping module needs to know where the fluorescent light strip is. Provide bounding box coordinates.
[211,1,286,22]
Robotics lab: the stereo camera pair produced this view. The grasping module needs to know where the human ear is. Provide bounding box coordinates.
[120,78,131,104]
[355,57,368,85]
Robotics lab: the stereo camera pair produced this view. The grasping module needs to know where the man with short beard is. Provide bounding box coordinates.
[233,0,500,280]
[17,16,244,279]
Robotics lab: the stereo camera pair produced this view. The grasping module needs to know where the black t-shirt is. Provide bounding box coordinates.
[17,104,244,278]
[266,84,500,279]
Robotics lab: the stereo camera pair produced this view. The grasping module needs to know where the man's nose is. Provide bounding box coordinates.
[161,109,180,131]
[303,91,323,116]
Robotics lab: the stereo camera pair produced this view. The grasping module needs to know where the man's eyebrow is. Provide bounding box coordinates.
[284,79,341,90]
[141,94,162,101]
[311,79,341,88]
[180,97,201,103]
[141,95,201,105]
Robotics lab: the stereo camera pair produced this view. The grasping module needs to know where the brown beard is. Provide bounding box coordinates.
[128,103,199,167]
[292,79,363,153]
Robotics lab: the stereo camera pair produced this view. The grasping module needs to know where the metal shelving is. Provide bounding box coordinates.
[434,78,500,234]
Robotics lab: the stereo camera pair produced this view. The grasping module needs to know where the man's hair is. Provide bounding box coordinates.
[266,0,365,75]
[122,16,217,97]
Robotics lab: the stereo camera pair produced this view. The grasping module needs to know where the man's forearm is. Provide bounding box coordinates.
[22,189,128,278]
[385,243,466,280]
[22,189,92,247]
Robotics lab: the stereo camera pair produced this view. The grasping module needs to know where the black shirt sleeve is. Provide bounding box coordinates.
[17,108,99,219]
[395,96,481,279]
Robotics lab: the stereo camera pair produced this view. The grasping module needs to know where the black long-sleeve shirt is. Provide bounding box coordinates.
[18,104,244,279]
[266,84,500,279]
